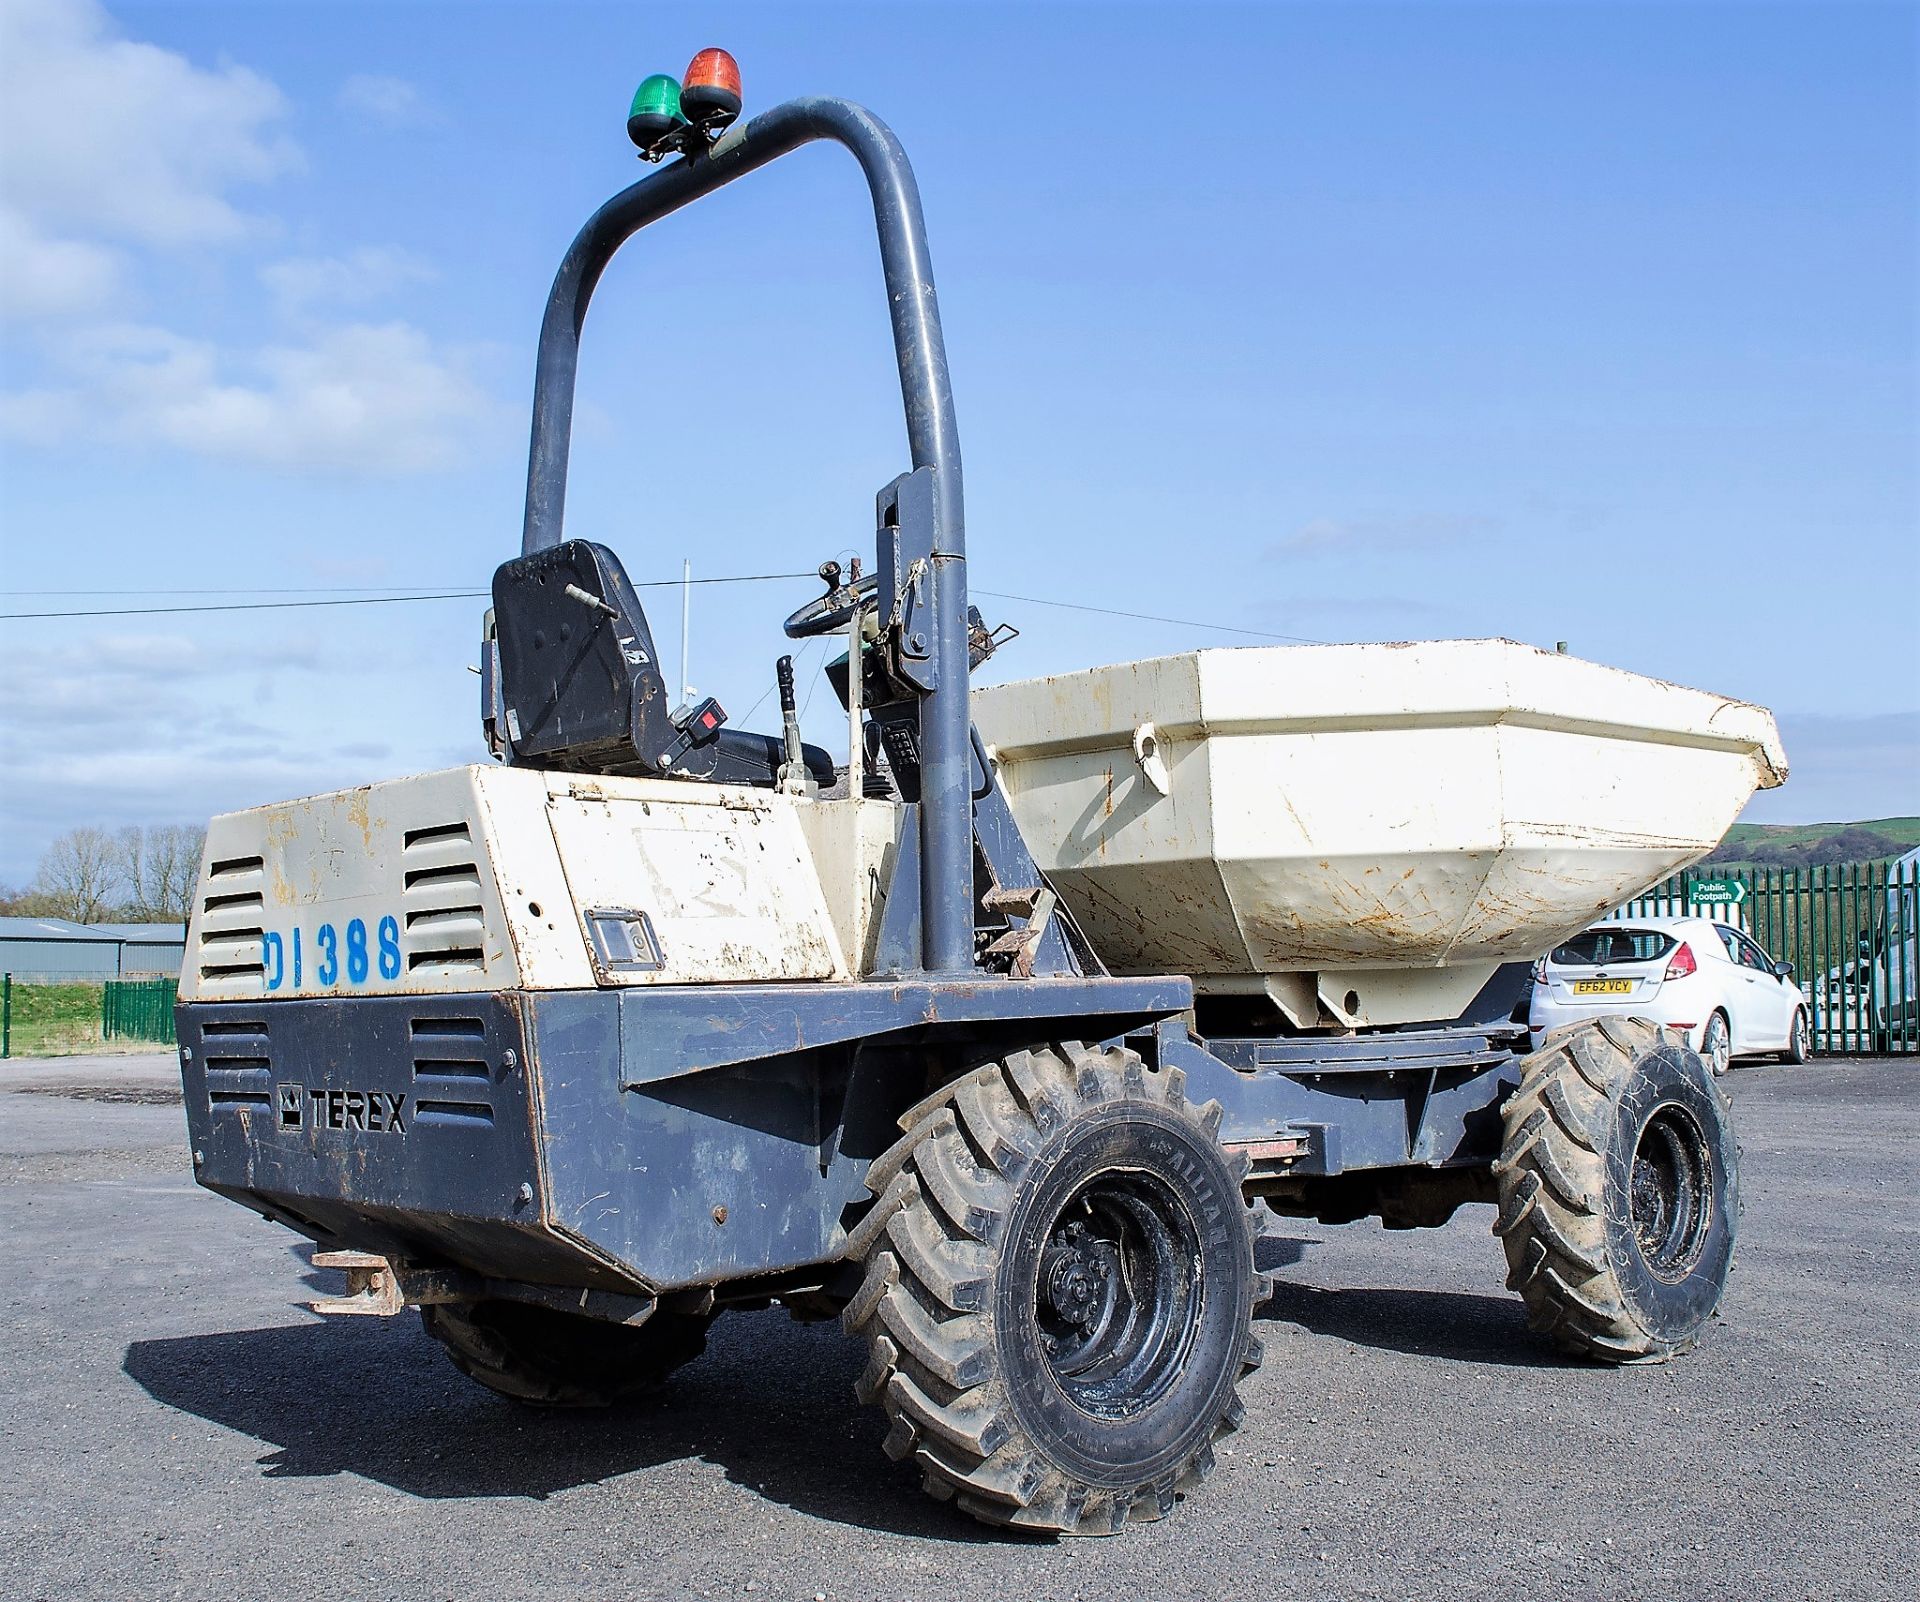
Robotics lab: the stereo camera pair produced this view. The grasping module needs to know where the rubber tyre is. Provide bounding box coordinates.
[420,1299,713,1408]
[1494,1016,1738,1363]
[1784,1007,1812,1065]
[1701,1010,1732,1077]
[842,1043,1264,1535]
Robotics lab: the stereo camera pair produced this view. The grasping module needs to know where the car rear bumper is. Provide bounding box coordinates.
[1528,994,1702,1054]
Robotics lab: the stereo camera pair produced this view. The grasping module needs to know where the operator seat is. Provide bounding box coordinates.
[489,539,834,787]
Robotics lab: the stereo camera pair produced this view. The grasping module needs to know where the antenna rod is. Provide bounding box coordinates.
[680,557,692,704]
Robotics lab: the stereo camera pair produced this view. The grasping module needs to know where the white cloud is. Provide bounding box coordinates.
[338,73,440,129]
[0,625,474,883]
[261,246,438,314]
[0,207,124,320]
[0,0,298,250]
[0,4,496,476]
[0,319,499,472]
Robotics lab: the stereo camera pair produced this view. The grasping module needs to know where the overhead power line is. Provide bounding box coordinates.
[0,574,1320,645]
[0,572,816,621]
[1,592,485,620]
[2,585,473,597]
[1,574,819,598]
[973,589,1323,646]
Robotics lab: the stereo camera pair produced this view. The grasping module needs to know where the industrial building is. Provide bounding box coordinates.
[0,918,188,980]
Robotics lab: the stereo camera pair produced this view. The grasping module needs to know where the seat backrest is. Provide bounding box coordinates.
[491,539,678,775]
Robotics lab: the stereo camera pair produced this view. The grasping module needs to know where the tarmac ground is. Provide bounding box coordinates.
[2,1050,1914,1601]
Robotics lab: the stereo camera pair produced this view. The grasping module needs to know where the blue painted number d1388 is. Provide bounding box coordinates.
[264,914,402,990]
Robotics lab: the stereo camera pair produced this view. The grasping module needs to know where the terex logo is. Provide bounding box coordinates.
[280,1085,407,1134]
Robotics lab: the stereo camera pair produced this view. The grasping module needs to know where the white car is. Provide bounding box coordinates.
[1528,914,1811,1074]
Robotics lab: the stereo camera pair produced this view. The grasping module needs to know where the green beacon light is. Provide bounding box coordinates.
[627,73,686,155]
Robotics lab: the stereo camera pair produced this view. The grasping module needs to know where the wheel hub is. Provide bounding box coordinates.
[1630,1103,1713,1281]
[1041,1222,1117,1332]
[1030,1175,1202,1417]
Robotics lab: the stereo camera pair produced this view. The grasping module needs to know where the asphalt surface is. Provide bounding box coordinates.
[2,1051,1914,1602]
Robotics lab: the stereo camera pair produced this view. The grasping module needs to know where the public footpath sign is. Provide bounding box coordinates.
[1689,878,1749,908]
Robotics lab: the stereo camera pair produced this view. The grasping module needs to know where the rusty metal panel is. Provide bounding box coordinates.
[178,766,595,1003]
[543,778,845,984]
[175,991,640,1289]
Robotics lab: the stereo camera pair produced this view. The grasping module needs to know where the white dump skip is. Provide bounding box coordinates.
[972,640,1787,1030]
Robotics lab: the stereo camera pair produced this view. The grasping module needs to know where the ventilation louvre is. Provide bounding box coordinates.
[401,823,487,977]
[411,1014,493,1093]
[196,856,267,993]
[203,1022,272,1113]
[413,1099,495,1126]
[209,1088,273,1110]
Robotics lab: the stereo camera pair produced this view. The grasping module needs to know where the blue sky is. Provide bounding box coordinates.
[0,0,1914,884]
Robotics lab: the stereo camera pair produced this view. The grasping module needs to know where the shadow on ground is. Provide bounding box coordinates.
[128,1233,1565,1541]
[123,1309,1017,1541]
[1257,1279,1565,1369]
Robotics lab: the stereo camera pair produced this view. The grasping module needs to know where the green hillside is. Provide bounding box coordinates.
[1705,817,1920,870]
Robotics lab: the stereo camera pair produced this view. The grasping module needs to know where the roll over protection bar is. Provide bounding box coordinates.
[518,97,974,975]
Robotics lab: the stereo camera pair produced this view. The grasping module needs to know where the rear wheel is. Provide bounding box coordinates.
[420,1299,714,1408]
[843,1042,1264,1534]
[1494,1016,1738,1363]
[1700,1010,1732,1076]
[1783,1007,1811,1065]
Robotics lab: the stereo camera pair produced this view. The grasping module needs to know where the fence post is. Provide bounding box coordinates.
[1901,857,1914,1053]
[2,972,10,1059]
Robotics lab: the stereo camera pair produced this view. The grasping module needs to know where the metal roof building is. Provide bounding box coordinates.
[0,918,188,980]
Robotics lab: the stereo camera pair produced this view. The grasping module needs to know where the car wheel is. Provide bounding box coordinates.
[1784,1007,1812,1066]
[1701,1011,1732,1077]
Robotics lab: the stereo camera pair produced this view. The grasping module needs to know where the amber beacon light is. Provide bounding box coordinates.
[680,48,742,131]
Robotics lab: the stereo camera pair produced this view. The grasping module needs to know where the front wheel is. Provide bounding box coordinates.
[1700,1010,1732,1076]
[843,1043,1264,1534]
[1784,1007,1812,1065]
[1494,1016,1739,1363]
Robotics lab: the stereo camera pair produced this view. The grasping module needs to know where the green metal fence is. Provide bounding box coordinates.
[1615,858,1919,1055]
[102,977,178,1046]
[1,973,178,1057]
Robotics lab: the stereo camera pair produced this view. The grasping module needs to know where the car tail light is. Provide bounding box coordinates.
[1531,959,1550,987]
[1664,941,1697,981]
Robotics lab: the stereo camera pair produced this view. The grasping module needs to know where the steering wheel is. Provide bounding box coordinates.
[784,571,880,639]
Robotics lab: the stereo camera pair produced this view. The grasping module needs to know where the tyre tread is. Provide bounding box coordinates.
[1492,1015,1729,1363]
[842,1045,1258,1534]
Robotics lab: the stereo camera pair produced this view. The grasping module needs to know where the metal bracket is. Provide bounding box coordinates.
[309,1250,468,1316]
[1222,1131,1313,1181]
[981,884,1057,979]
[310,1249,659,1328]
[1133,721,1171,797]
[876,467,940,693]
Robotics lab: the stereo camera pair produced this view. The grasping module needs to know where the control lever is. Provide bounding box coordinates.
[775,655,816,797]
